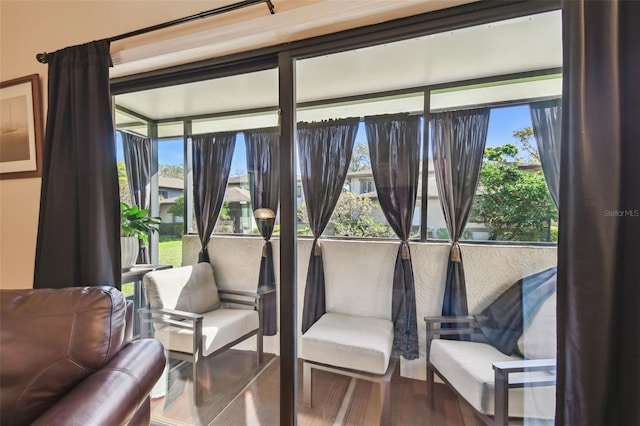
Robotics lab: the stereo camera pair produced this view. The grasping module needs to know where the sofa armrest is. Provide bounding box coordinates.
[493,358,556,376]
[139,307,204,332]
[219,289,259,308]
[140,307,203,321]
[138,307,205,355]
[33,339,166,426]
[424,315,478,332]
[492,358,556,426]
[218,288,276,296]
[218,288,274,310]
[424,316,479,358]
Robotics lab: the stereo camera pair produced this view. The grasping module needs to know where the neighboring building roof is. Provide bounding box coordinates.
[228,174,303,186]
[224,186,251,203]
[360,191,378,199]
[159,188,251,205]
[346,168,375,177]
[349,169,440,199]
[228,175,249,185]
[346,160,436,178]
[515,162,543,171]
[482,161,543,171]
[358,175,438,200]
[158,176,183,189]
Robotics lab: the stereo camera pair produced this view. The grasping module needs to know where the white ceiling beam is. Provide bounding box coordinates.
[110,0,474,77]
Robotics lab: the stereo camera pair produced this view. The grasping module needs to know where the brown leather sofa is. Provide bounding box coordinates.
[0,286,166,426]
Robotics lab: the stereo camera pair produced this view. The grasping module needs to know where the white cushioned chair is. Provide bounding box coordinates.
[140,263,273,404]
[301,312,396,425]
[425,293,557,426]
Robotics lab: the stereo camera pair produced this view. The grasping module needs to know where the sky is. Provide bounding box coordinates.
[116,104,533,175]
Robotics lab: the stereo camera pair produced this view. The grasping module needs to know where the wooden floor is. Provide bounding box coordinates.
[150,350,483,426]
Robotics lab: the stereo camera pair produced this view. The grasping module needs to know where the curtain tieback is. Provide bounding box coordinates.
[262,243,268,257]
[401,241,411,260]
[450,242,461,262]
[314,240,322,256]
[198,245,210,263]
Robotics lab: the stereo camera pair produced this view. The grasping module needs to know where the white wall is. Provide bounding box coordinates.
[183,235,557,379]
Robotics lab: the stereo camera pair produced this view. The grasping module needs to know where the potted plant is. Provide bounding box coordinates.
[120,202,161,271]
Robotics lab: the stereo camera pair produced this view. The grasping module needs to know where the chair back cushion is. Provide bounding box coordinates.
[144,263,221,314]
[0,286,127,426]
[517,292,557,359]
[473,267,557,355]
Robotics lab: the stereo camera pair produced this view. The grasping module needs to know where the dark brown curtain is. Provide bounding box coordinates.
[365,114,421,359]
[121,131,151,263]
[34,40,120,289]
[557,1,640,425]
[192,132,236,263]
[530,99,561,207]
[431,108,490,322]
[245,128,279,336]
[298,118,359,333]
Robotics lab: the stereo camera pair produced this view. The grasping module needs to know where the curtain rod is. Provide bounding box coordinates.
[36,0,275,64]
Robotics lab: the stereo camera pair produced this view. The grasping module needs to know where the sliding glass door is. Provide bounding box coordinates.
[110,3,561,425]
[114,66,283,425]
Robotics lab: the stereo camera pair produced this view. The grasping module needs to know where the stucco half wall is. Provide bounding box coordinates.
[182,235,557,380]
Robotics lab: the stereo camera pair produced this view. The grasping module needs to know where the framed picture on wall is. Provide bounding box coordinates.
[0,74,43,179]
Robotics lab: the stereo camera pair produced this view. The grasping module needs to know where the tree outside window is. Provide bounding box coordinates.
[470,127,558,242]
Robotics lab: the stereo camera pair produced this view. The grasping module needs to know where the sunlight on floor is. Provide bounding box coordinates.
[244,390,260,425]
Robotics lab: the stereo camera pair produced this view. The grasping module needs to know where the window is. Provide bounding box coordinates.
[427,77,561,242]
[470,104,558,242]
[155,137,185,266]
[292,15,560,245]
[192,109,279,236]
[360,179,375,194]
[294,93,424,238]
[114,111,147,206]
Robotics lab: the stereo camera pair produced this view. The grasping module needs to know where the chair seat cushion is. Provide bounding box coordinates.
[430,339,555,419]
[300,312,394,375]
[155,308,258,357]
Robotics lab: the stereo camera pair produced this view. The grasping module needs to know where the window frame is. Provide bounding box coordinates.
[424,81,561,245]
[111,1,560,248]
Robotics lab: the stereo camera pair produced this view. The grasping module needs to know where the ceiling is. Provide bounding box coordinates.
[115,9,562,134]
[110,0,476,77]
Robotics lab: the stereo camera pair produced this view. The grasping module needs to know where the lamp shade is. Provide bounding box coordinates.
[254,208,276,219]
